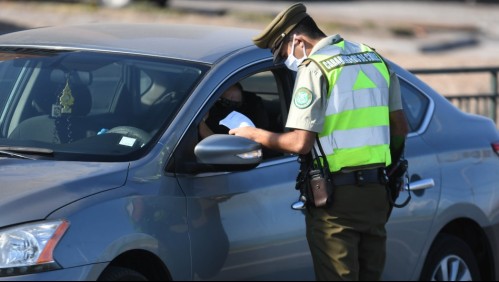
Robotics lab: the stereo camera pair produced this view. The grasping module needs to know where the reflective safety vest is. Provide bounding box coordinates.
[307,39,392,172]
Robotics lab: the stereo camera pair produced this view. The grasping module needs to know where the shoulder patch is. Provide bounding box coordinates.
[302,59,312,66]
[294,87,314,109]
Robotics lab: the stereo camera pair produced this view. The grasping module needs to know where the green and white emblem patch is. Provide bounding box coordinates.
[294,88,313,109]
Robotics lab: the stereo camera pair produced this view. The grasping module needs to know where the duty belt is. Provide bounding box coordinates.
[332,168,383,187]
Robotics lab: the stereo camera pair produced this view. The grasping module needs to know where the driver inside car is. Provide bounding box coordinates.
[199,82,270,140]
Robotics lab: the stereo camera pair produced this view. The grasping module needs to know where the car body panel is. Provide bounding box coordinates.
[48,175,190,280]
[177,158,314,280]
[384,133,442,280]
[0,159,128,227]
[0,23,259,64]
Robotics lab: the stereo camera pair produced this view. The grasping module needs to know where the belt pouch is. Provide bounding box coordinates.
[309,169,331,207]
[308,137,334,208]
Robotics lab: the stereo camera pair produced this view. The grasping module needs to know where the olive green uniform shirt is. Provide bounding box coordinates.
[285,35,403,133]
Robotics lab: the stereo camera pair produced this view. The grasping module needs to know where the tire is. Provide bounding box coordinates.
[98,266,148,281]
[420,234,481,281]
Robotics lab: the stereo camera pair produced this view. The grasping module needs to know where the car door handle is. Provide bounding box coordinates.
[409,178,435,191]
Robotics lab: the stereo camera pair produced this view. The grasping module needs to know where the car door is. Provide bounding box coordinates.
[383,77,442,280]
[173,68,315,281]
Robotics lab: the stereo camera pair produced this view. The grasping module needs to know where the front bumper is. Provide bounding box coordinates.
[0,263,107,281]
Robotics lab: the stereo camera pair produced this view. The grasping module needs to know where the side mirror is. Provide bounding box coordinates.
[194,134,262,171]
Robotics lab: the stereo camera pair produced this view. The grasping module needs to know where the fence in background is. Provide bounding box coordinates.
[410,66,499,126]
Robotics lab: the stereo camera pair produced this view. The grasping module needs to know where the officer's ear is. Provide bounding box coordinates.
[293,34,305,45]
[294,34,311,54]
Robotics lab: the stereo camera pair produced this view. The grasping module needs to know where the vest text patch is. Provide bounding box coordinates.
[320,51,382,71]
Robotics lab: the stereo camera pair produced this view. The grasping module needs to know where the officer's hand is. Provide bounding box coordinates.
[229,126,257,140]
[230,127,274,152]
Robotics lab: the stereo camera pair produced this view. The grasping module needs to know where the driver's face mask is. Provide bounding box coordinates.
[217,97,243,111]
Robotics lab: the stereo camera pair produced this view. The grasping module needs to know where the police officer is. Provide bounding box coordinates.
[230,2,409,281]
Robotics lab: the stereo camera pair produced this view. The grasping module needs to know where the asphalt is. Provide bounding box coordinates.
[173,0,499,30]
[170,0,499,57]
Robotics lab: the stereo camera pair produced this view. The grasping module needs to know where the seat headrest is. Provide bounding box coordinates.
[69,84,92,116]
[32,70,93,116]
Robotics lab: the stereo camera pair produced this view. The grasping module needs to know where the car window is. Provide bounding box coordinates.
[400,78,430,133]
[87,62,123,115]
[240,71,285,134]
[0,49,208,161]
[193,68,291,166]
[0,60,20,112]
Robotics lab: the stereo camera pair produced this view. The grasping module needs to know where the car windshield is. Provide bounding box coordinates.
[0,48,207,161]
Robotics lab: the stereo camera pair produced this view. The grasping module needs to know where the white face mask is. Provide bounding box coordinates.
[285,35,307,72]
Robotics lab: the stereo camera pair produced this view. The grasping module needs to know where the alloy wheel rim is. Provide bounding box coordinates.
[431,254,472,281]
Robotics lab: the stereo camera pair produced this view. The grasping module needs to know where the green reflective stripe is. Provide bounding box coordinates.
[321,106,389,135]
[365,43,390,86]
[335,40,345,49]
[308,39,392,172]
[325,144,392,172]
[328,68,342,98]
[353,70,377,90]
[312,43,390,88]
[374,62,390,86]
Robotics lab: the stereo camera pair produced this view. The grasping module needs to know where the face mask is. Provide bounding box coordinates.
[216,97,242,111]
[285,35,307,72]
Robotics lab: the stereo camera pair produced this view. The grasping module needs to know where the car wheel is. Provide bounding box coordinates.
[420,234,481,281]
[98,266,147,281]
[99,0,132,8]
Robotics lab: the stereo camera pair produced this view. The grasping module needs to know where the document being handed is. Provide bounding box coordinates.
[219,111,255,130]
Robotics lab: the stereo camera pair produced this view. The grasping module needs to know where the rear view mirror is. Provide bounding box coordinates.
[50,69,93,85]
[194,134,262,171]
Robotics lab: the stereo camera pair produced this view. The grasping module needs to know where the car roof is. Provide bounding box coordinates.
[0,23,260,64]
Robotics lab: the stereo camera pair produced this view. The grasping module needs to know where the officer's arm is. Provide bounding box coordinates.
[387,68,409,162]
[389,109,409,163]
[229,127,316,155]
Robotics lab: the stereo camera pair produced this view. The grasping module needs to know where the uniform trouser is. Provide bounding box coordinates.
[305,183,390,281]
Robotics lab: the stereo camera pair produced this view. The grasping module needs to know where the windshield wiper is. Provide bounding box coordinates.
[0,146,54,160]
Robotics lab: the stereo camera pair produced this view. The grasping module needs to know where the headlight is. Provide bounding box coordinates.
[0,220,69,277]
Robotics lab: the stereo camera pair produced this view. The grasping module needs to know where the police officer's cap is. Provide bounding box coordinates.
[252,3,309,63]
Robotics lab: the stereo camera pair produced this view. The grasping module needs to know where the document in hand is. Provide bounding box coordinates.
[219,111,255,129]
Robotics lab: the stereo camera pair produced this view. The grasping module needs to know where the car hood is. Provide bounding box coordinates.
[0,158,129,227]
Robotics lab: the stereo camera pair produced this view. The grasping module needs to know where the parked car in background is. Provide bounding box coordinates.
[68,0,168,8]
[0,23,498,281]
[105,0,168,7]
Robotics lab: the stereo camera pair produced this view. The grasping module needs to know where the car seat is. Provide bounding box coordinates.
[239,90,271,131]
[9,71,99,144]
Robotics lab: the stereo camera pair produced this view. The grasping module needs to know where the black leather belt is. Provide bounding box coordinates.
[332,168,383,186]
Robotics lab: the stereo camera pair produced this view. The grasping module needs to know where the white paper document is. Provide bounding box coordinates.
[219,111,255,129]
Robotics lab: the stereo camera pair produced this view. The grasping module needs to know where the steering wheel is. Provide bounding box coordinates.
[107,126,151,147]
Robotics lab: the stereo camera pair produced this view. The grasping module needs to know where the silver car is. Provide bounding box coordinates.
[0,23,498,281]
